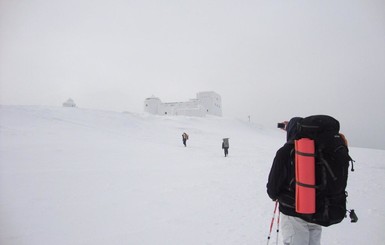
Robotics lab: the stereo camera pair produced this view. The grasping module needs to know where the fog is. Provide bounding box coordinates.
[1,0,384,149]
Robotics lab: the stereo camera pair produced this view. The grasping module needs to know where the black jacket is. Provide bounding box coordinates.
[267,142,299,217]
[267,117,305,218]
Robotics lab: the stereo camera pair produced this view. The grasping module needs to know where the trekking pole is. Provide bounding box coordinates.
[267,200,278,245]
[275,210,280,245]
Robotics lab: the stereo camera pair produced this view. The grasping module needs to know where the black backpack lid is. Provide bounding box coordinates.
[296,115,340,139]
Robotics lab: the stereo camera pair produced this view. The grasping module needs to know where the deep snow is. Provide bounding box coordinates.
[0,105,384,245]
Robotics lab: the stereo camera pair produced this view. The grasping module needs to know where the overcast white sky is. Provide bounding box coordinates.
[1,0,384,149]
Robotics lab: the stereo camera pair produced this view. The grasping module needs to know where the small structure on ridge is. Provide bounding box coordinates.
[63,98,76,107]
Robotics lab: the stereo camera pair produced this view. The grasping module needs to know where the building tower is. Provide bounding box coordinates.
[144,96,161,114]
[196,91,222,116]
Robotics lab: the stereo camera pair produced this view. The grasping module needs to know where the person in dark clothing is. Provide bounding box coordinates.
[182,132,189,147]
[267,117,322,245]
[222,138,229,157]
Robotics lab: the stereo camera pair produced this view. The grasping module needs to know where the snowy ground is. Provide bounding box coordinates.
[0,105,384,245]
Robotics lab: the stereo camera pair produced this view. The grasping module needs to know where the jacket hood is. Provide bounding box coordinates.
[286,117,303,142]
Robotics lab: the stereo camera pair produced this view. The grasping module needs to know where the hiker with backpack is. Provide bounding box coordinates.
[267,117,322,245]
[182,132,189,147]
[222,138,229,157]
[266,115,356,245]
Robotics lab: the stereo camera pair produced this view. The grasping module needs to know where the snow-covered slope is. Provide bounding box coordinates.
[0,105,384,244]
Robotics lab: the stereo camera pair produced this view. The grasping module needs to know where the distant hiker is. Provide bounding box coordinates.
[267,116,356,245]
[182,132,189,147]
[222,138,229,157]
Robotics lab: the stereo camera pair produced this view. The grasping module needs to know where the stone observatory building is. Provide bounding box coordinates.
[144,91,222,117]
